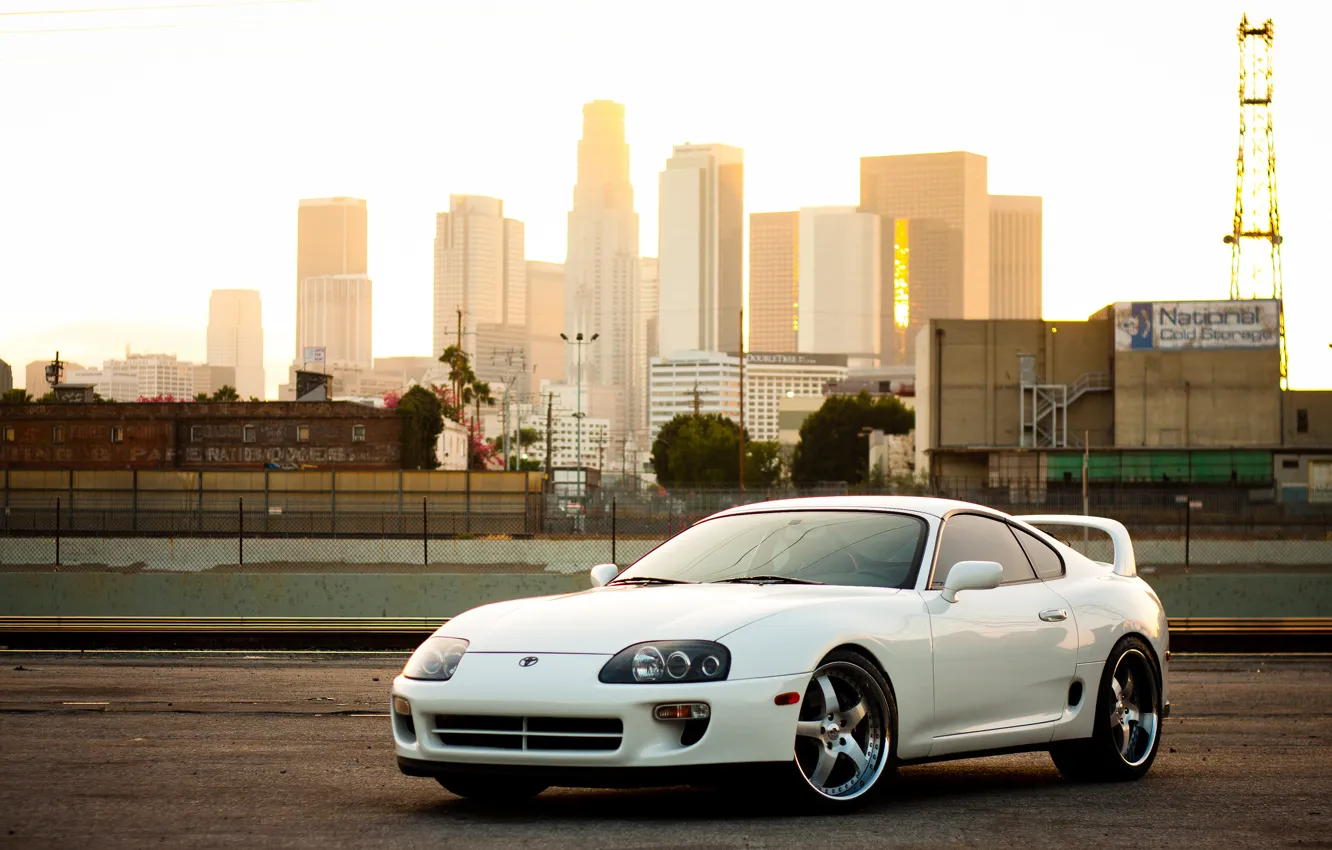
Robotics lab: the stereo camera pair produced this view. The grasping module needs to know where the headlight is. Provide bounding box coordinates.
[599,641,730,684]
[402,636,469,681]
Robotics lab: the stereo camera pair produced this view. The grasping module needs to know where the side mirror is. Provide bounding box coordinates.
[590,563,620,587]
[941,560,1003,603]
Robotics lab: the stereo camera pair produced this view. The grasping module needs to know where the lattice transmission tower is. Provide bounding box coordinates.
[1223,14,1287,387]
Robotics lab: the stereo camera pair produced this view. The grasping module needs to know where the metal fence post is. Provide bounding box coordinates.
[54,496,61,568]
[239,496,244,567]
[423,496,428,566]
[1185,498,1191,569]
[611,497,617,565]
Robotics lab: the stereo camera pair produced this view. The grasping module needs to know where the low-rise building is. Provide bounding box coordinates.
[0,402,400,470]
[649,350,850,442]
[913,299,1332,501]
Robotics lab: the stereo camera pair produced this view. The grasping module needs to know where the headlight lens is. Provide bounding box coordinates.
[402,636,469,681]
[600,641,730,684]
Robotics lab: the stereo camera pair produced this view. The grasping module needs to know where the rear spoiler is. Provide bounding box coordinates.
[1014,515,1137,578]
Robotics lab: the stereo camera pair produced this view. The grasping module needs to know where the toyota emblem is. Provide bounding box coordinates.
[518,656,539,668]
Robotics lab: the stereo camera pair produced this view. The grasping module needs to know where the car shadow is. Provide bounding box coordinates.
[402,754,1082,822]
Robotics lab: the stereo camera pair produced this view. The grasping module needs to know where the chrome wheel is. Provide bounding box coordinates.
[794,660,889,800]
[1107,648,1159,768]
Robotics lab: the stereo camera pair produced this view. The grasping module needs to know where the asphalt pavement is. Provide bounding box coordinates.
[0,651,1328,849]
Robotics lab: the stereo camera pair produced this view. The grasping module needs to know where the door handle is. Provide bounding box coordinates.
[1039,608,1069,622]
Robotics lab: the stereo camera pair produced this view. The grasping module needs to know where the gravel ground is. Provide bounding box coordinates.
[0,652,1328,849]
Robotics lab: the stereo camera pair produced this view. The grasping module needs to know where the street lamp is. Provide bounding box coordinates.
[560,331,599,497]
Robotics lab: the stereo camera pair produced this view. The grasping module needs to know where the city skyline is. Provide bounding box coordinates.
[3,2,1331,394]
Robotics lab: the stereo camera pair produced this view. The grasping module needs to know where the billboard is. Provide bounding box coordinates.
[1113,300,1280,351]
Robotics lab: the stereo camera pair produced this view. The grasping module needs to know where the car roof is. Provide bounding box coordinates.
[709,495,1010,520]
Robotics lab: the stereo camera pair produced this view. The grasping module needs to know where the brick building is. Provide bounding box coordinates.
[0,402,400,470]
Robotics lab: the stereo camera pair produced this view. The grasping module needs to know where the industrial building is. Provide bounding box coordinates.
[915,299,1332,502]
[0,402,400,470]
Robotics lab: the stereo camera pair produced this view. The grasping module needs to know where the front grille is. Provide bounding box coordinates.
[432,715,623,751]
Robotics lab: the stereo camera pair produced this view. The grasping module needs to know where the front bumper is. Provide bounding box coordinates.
[391,652,809,771]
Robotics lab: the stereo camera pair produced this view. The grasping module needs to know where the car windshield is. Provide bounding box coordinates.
[614,510,928,589]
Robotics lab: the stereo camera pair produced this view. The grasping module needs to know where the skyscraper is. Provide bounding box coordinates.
[796,207,881,366]
[297,197,368,286]
[0,359,12,394]
[989,194,1043,319]
[565,100,642,438]
[433,196,527,360]
[296,275,373,368]
[206,289,265,399]
[860,152,989,364]
[748,211,798,353]
[296,197,369,368]
[526,260,566,390]
[658,144,744,355]
[639,256,659,361]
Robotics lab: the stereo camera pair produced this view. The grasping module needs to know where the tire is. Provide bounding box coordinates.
[1051,635,1163,782]
[436,777,548,802]
[776,648,897,813]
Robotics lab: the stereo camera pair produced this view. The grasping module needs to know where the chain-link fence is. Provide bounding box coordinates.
[4,485,1332,572]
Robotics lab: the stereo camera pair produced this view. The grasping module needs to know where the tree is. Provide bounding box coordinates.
[650,413,783,489]
[790,391,914,488]
[193,392,210,402]
[0,389,32,404]
[210,385,240,402]
[489,427,541,471]
[397,385,444,470]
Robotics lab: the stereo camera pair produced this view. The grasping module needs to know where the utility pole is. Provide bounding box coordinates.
[738,309,745,491]
[544,392,554,488]
[691,382,702,417]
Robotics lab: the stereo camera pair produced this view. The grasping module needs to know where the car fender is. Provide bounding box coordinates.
[718,594,936,760]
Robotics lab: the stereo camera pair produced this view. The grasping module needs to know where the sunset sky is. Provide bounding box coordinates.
[3,0,1330,396]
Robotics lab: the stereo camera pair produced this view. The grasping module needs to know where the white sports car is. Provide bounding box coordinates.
[392,497,1169,811]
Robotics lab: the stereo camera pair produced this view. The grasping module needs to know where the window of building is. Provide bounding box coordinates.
[1282,458,1300,470]
[243,425,257,444]
[1297,409,1309,434]
[52,425,65,444]
[296,425,310,443]
[190,425,202,442]
[110,426,124,444]
[2,425,14,443]
[352,424,366,442]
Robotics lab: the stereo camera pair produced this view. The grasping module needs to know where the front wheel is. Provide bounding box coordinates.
[1051,635,1163,782]
[436,777,548,802]
[778,649,896,812]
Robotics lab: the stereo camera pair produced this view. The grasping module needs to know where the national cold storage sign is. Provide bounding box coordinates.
[1114,300,1280,351]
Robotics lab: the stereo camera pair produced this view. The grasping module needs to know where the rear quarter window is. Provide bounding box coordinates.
[1012,526,1065,580]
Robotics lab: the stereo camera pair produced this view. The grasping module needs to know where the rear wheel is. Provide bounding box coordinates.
[779,649,896,812]
[436,777,548,802]
[1051,636,1162,782]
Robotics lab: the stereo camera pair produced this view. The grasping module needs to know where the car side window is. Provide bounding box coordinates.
[1012,526,1065,580]
[931,514,1037,588]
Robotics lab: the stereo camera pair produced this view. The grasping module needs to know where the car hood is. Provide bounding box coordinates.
[439,583,902,654]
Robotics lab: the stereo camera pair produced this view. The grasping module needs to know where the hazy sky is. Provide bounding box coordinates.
[3,0,1330,397]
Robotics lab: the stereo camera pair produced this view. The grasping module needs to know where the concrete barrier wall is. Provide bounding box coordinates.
[0,537,662,572]
[0,568,1326,620]
[3,536,1332,571]
[0,572,590,618]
